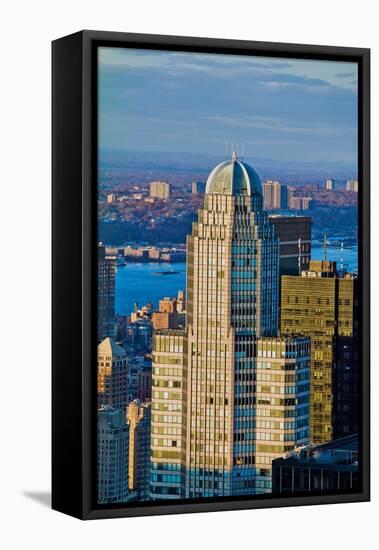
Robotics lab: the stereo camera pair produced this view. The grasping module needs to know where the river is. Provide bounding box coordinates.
[115,243,358,316]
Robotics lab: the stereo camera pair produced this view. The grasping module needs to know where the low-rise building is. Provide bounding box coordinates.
[272,434,358,493]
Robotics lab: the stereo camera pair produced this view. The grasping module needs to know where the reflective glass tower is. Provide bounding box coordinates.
[151,153,310,499]
[185,152,279,497]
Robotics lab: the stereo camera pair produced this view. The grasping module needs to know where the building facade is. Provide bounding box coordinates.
[97,337,129,411]
[106,192,116,203]
[152,297,179,330]
[325,178,335,191]
[289,196,313,211]
[98,244,116,341]
[269,215,311,276]
[150,154,310,499]
[151,330,187,499]
[150,181,170,199]
[192,181,206,194]
[245,337,310,494]
[263,180,288,209]
[127,400,152,500]
[281,262,358,445]
[272,434,358,493]
[97,406,130,503]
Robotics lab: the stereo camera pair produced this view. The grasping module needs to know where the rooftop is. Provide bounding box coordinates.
[98,337,126,357]
[205,151,262,196]
[277,434,358,467]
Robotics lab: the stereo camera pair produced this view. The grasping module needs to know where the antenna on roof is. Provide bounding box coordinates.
[340,241,344,273]
[323,234,328,263]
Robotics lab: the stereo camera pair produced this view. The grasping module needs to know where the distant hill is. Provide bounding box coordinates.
[99,148,358,184]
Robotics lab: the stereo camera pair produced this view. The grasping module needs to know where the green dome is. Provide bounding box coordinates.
[205,152,262,196]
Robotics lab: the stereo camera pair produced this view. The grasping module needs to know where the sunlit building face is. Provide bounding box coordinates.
[151,153,310,499]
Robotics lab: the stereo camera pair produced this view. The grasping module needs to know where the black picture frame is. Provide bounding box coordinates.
[52,30,370,520]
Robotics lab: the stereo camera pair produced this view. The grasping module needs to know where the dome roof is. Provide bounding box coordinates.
[205,151,262,196]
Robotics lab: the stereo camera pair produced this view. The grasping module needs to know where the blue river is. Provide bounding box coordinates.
[116,243,358,316]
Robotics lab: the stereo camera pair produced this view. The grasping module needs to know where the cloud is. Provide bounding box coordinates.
[98,47,358,164]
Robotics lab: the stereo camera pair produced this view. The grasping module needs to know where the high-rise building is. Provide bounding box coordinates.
[106,192,116,203]
[272,434,358,493]
[287,186,296,204]
[325,178,335,191]
[97,337,128,410]
[151,330,187,499]
[281,262,358,445]
[289,196,313,211]
[301,197,313,210]
[97,406,130,503]
[263,180,288,209]
[333,275,359,439]
[346,180,358,192]
[98,244,116,341]
[150,153,310,498]
[192,181,206,194]
[150,181,170,199]
[250,337,310,494]
[127,400,152,500]
[269,215,311,276]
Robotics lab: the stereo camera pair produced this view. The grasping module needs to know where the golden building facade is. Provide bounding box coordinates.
[150,330,187,499]
[253,337,310,493]
[127,400,151,500]
[281,263,358,445]
[97,337,128,411]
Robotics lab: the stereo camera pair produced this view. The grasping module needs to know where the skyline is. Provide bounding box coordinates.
[97,153,359,502]
[97,46,360,504]
[99,47,358,166]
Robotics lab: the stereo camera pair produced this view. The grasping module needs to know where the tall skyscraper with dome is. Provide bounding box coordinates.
[150,153,311,499]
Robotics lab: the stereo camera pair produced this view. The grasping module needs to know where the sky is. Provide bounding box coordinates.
[98,47,358,165]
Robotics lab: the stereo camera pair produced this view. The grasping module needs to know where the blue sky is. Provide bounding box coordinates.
[99,47,358,165]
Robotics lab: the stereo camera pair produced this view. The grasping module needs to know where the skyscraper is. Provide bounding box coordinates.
[281,262,358,445]
[97,406,130,503]
[97,337,128,410]
[151,153,310,498]
[127,400,152,500]
[98,244,116,341]
[263,180,288,209]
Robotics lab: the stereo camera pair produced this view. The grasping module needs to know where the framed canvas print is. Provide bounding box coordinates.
[52,30,370,519]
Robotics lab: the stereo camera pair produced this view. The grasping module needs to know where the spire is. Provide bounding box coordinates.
[232,149,237,161]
